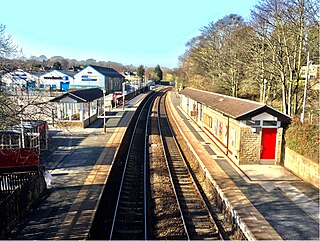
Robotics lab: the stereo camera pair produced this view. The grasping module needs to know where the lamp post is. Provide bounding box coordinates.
[18,99,25,148]
[122,82,125,110]
[103,89,106,133]
[301,52,312,123]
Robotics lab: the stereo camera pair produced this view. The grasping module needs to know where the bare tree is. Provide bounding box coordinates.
[178,0,319,117]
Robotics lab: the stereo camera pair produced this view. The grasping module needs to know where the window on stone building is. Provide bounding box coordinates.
[263,121,277,126]
[245,120,261,127]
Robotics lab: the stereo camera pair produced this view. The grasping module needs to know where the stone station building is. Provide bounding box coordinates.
[180,87,291,165]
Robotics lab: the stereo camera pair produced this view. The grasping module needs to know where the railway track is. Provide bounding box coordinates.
[91,88,222,240]
[158,93,222,240]
[109,92,155,240]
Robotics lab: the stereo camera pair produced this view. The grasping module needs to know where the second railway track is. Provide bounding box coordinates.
[158,93,222,240]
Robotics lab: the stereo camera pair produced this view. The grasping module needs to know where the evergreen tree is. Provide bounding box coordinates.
[154,64,163,82]
[137,65,145,79]
[52,61,62,70]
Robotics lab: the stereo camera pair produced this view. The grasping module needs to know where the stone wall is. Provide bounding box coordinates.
[239,127,260,164]
[284,147,319,188]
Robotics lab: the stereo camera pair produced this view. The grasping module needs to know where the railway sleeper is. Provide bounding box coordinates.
[171,158,185,164]
[119,200,143,205]
[185,210,209,216]
[189,227,217,236]
[119,210,144,216]
[180,202,203,209]
[173,179,193,185]
[172,172,190,178]
[119,206,143,211]
[172,170,189,176]
[113,229,144,234]
[186,214,212,220]
[187,220,214,228]
[169,154,182,159]
[176,190,197,198]
[116,219,144,225]
[170,165,187,170]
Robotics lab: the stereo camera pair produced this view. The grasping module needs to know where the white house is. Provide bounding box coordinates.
[39,70,76,91]
[1,69,39,90]
[72,65,125,94]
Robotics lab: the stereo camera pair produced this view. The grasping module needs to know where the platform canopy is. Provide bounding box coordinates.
[50,88,103,103]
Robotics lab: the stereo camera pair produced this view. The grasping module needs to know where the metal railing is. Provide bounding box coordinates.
[0,167,47,239]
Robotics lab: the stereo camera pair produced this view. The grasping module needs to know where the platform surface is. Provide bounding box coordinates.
[168,91,319,240]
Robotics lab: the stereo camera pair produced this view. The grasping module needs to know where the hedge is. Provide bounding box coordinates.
[285,116,319,162]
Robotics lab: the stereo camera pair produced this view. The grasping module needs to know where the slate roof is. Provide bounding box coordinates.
[90,65,125,78]
[180,87,291,122]
[59,70,78,77]
[39,70,78,78]
[50,88,103,103]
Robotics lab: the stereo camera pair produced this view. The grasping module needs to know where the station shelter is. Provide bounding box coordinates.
[50,88,103,128]
[179,88,291,165]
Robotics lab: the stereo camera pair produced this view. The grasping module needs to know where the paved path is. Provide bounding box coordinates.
[168,91,319,240]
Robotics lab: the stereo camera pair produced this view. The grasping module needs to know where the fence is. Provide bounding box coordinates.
[0,167,47,238]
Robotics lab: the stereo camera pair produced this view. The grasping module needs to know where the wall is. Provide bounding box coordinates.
[284,147,319,188]
[0,148,39,168]
[72,66,104,89]
[238,127,260,164]
[56,113,98,129]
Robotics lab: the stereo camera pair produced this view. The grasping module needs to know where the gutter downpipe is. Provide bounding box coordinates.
[226,116,230,156]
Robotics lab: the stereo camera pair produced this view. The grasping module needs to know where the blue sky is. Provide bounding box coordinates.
[0,0,258,68]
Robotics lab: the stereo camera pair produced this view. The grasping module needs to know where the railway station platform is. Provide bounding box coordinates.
[167,91,319,240]
[8,93,149,240]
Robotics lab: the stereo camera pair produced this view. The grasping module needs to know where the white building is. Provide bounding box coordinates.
[72,65,125,94]
[39,70,76,91]
[1,69,39,90]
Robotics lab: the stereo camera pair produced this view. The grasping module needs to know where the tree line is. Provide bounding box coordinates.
[178,0,319,117]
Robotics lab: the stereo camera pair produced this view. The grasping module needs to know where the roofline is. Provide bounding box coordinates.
[182,87,291,122]
[39,69,74,78]
[186,87,264,107]
[89,65,125,78]
[68,92,87,102]
[236,105,291,122]
[235,105,267,120]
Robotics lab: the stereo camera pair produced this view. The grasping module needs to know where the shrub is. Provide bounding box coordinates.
[285,116,319,162]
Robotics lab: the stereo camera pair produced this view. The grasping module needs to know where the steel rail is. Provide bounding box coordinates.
[159,92,222,240]
[157,92,190,240]
[109,92,156,240]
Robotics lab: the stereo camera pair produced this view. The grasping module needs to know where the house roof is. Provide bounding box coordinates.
[90,65,125,78]
[50,88,103,103]
[39,70,77,78]
[180,87,291,122]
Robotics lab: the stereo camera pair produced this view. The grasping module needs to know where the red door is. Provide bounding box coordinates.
[261,128,277,159]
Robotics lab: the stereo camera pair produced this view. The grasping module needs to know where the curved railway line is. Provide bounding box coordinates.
[90,88,223,240]
[158,93,222,240]
[108,91,155,240]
